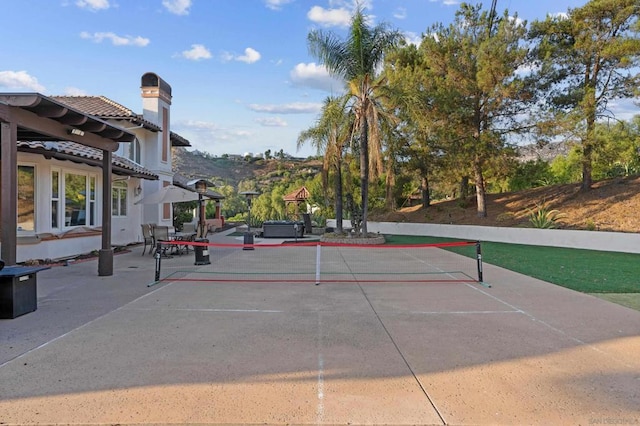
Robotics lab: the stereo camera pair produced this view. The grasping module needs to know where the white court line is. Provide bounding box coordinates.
[465,283,635,369]
[0,280,175,369]
[410,310,521,315]
[123,307,283,313]
[317,353,325,424]
[316,313,325,424]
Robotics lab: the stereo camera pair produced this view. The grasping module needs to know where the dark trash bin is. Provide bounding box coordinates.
[0,264,50,319]
[243,232,255,250]
[194,238,211,265]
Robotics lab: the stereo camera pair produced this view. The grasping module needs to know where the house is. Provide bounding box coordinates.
[0,72,222,274]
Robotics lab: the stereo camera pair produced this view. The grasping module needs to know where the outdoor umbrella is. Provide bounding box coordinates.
[134,184,200,205]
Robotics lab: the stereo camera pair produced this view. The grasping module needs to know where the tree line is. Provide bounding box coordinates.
[296,0,640,235]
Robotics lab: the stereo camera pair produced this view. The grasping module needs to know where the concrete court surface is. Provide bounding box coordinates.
[0,231,639,425]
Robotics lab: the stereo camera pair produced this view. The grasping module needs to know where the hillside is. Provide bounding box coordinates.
[374,175,640,233]
[173,147,640,233]
[172,148,322,188]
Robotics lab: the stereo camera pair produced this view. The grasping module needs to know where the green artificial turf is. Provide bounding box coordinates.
[383,234,640,294]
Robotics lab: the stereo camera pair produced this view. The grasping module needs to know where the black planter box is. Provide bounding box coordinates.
[0,266,50,319]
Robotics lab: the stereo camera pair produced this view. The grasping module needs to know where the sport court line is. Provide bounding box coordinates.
[410,309,521,315]
[465,283,636,369]
[316,313,325,425]
[0,280,175,369]
[123,307,283,313]
[337,248,447,425]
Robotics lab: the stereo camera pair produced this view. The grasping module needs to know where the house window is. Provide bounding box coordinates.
[117,139,142,164]
[162,107,169,163]
[112,181,127,217]
[52,170,60,228]
[64,172,96,227]
[17,165,35,232]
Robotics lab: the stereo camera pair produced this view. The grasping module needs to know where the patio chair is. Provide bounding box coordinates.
[141,224,154,256]
[152,225,177,257]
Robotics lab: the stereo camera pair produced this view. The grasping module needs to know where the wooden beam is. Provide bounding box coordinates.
[9,106,119,151]
[1,121,18,265]
[98,150,113,276]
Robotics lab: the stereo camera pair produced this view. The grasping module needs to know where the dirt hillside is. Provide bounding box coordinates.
[373,175,640,233]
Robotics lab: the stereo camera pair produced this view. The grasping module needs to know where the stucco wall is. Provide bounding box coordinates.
[326,220,640,254]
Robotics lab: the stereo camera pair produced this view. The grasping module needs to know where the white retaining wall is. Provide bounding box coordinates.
[326,220,640,254]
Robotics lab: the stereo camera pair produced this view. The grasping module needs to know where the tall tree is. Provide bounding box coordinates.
[297,96,352,234]
[414,3,531,217]
[529,0,640,191]
[308,5,403,234]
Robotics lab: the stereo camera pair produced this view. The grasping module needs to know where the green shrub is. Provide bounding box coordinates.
[527,203,566,229]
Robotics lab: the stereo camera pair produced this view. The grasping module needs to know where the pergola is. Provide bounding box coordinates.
[0,93,136,276]
[283,186,310,217]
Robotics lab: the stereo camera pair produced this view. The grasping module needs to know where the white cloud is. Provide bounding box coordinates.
[175,120,253,148]
[76,0,110,11]
[289,62,345,92]
[181,44,212,61]
[548,12,569,20]
[307,6,351,27]
[443,0,460,5]
[607,98,640,121]
[248,102,322,114]
[403,31,422,46]
[264,0,293,11]
[393,7,407,20]
[64,86,88,96]
[0,70,45,92]
[256,117,288,127]
[237,48,261,64]
[162,0,192,15]
[221,47,261,64]
[79,32,150,47]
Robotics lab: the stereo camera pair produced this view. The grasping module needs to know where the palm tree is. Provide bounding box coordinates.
[308,5,403,235]
[297,96,352,234]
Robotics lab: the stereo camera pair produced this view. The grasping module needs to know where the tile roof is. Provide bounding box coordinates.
[51,96,191,147]
[283,186,310,202]
[18,141,158,180]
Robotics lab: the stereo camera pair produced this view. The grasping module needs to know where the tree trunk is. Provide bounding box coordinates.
[581,141,593,191]
[421,174,431,208]
[360,118,369,236]
[474,158,487,218]
[459,176,469,200]
[581,84,596,191]
[335,160,344,233]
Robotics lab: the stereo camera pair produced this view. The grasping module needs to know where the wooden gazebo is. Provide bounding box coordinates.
[283,186,310,217]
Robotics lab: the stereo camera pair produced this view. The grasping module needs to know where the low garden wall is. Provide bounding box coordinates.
[326,220,640,254]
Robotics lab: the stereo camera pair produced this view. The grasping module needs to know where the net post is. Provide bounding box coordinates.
[475,241,490,287]
[150,241,162,287]
[315,243,321,285]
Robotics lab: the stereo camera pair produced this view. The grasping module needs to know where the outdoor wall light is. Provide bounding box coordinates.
[68,128,85,136]
[134,185,142,196]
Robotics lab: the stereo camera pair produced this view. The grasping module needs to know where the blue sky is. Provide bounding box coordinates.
[1,0,633,158]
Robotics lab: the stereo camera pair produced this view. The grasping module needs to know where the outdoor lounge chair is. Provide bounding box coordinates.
[152,226,177,257]
[141,224,154,256]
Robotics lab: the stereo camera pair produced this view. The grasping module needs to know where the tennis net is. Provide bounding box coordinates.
[152,239,486,287]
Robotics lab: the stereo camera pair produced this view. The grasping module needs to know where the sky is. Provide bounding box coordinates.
[1,0,635,158]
